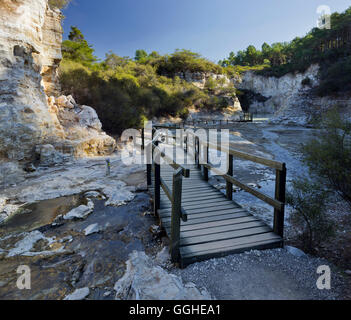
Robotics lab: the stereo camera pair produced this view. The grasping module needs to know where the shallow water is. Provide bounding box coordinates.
[0,195,86,237]
[0,192,158,300]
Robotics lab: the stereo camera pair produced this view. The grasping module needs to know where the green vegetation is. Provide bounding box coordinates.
[48,0,70,9]
[303,109,351,208]
[59,27,232,134]
[287,109,351,252]
[287,179,334,252]
[220,6,351,96]
[62,27,98,67]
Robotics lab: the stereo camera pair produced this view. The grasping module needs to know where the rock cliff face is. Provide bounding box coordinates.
[174,71,231,90]
[234,65,320,117]
[234,64,351,124]
[0,0,116,177]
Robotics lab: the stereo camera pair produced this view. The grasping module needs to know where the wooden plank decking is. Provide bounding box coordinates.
[150,164,283,268]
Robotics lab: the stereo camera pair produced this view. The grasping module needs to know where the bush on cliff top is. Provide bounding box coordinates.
[48,0,71,9]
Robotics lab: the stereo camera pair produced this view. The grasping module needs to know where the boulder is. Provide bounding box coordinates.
[84,223,100,236]
[35,144,66,166]
[78,106,103,131]
[64,287,90,300]
[114,251,212,300]
[64,201,94,220]
[285,246,307,258]
[57,95,74,109]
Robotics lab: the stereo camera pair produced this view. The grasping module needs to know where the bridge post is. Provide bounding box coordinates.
[226,154,234,200]
[195,136,200,169]
[141,128,145,150]
[153,141,161,216]
[170,169,183,263]
[273,164,287,238]
[203,135,209,181]
[146,142,152,186]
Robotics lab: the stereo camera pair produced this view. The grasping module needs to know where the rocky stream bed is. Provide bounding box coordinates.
[0,122,350,300]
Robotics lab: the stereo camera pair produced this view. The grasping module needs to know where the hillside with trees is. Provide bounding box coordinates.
[59,27,236,134]
[220,6,351,97]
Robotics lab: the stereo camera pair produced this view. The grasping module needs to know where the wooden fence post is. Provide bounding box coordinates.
[146,141,152,186]
[226,154,234,200]
[273,163,287,238]
[170,168,183,263]
[141,128,145,150]
[203,136,209,182]
[154,141,161,216]
[195,136,200,169]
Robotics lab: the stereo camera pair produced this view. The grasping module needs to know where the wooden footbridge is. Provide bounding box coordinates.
[143,125,286,268]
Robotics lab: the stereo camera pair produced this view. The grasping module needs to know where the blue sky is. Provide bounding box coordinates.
[62,0,351,63]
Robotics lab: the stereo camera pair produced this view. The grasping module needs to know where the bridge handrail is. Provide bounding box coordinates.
[185,130,287,238]
[147,124,286,238]
[149,139,189,263]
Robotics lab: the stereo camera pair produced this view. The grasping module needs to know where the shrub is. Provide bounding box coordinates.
[302,109,351,208]
[48,0,70,9]
[286,178,334,252]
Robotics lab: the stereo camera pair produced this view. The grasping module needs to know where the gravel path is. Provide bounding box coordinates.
[171,248,346,300]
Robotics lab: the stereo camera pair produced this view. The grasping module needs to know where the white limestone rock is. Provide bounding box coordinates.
[78,106,103,131]
[0,161,25,188]
[35,144,66,166]
[104,189,135,207]
[64,287,90,300]
[0,0,116,164]
[84,223,100,236]
[285,246,307,258]
[155,247,171,266]
[57,95,74,109]
[114,251,212,300]
[64,201,94,220]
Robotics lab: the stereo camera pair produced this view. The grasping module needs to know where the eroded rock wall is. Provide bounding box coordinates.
[0,0,116,173]
[234,64,351,124]
[234,65,320,116]
[0,0,65,161]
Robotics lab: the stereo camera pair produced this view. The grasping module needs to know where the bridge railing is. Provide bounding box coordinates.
[151,126,286,239]
[148,134,189,263]
[184,130,287,238]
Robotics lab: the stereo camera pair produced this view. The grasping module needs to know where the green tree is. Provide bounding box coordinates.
[62,26,97,67]
[135,50,148,62]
